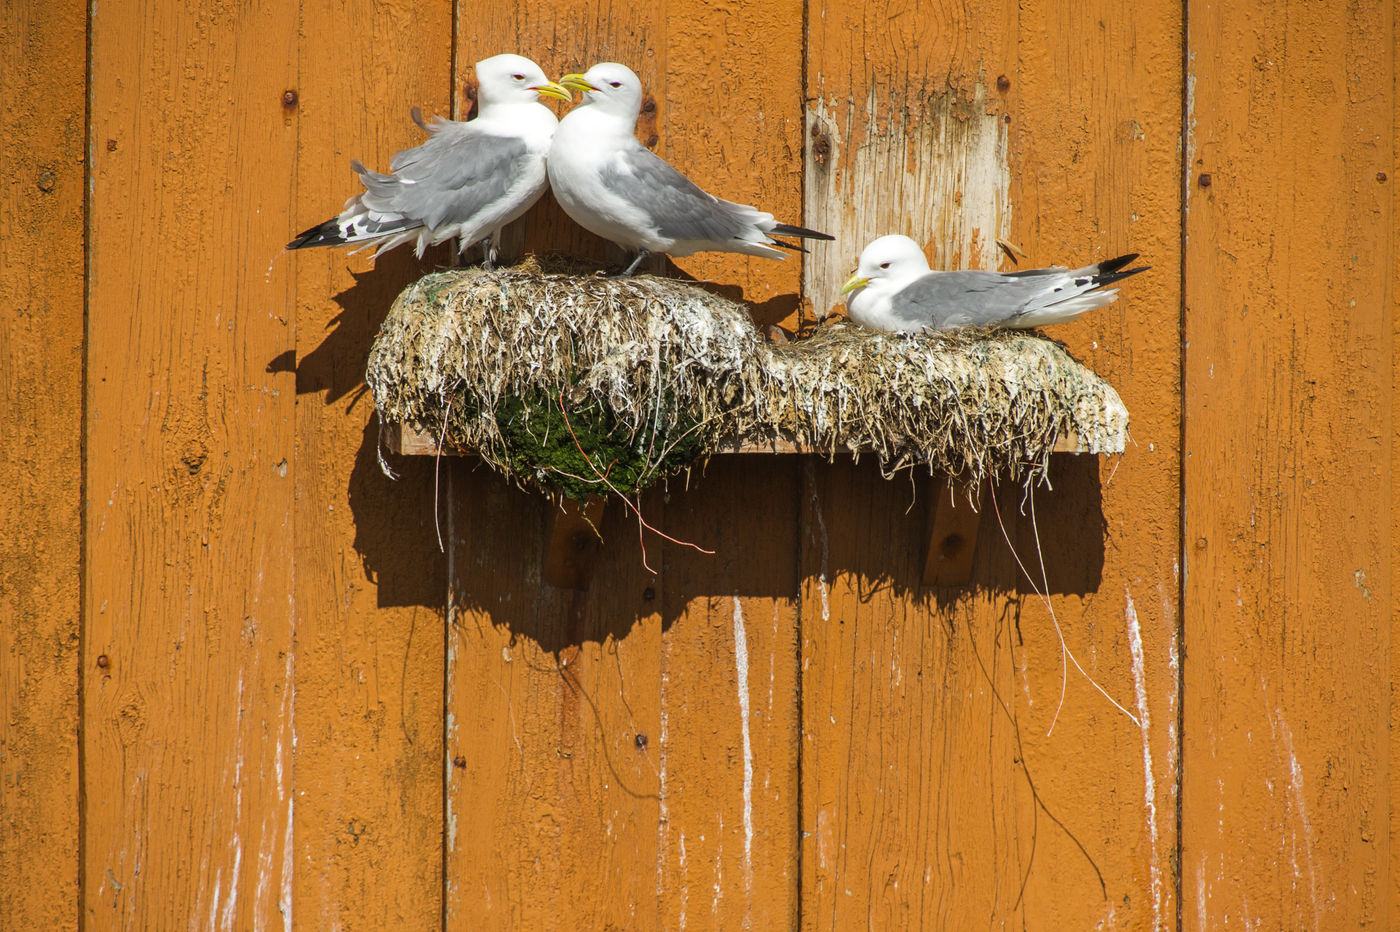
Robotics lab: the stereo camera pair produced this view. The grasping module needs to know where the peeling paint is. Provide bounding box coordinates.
[731,597,754,884]
[804,83,1011,318]
[1124,589,1163,932]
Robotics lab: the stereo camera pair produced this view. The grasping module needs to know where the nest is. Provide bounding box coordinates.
[365,260,1129,500]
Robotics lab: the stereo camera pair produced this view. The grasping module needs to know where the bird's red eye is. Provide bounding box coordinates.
[609,81,622,88]
[879,262,890,269]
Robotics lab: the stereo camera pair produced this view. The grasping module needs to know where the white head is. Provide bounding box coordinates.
[474,54,571,109]
[559,62,644,121]
[840,234,932,316]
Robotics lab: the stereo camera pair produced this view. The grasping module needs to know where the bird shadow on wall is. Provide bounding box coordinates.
[446,452,1106,655]
[278,246,455,609]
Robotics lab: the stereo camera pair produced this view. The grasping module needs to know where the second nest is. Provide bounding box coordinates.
[366,262,1130,500]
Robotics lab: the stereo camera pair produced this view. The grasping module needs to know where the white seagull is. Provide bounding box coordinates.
[287,54,571,267]
[841,234,1148,333]
[548,62,833,276]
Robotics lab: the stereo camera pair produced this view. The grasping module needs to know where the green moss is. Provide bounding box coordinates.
[493,388,712,502]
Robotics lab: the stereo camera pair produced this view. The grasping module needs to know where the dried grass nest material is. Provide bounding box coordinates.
[365,260,1130,499]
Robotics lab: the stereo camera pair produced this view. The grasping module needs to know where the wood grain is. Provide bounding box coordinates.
[801,0,1184,927]
[1182,0,1394,926]
[85,1,299,924]
[0,1,85,926]
[444,468,664,929]
[290,0,453,926]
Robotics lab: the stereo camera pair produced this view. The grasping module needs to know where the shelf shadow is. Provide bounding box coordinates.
[444,453,1106,655]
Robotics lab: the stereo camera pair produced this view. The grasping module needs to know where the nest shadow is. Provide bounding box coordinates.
[443,451,1105,655]
[286,247,453,608]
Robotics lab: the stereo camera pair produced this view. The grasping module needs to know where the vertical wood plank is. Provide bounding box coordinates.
[1006,0,1184,926]
[447,4,806,928]
[802,0,1184,926]
[445,471,663,929]
[661,0,809,327]
[85,0,298,925]
[0,1,85,927]
[656,458,802,931]
[1182,0,1394,926]
[290,0,452,926]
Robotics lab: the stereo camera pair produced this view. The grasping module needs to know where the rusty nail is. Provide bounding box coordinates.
[453,755,467,769]
[641,97,656,114]
[1195,537,1208,550]
[36,171,55,193]
[96,654,110,669]
[634,733,648,749]
[282,89,298,107]
[996,74,1011,92]
[1002,113,1012,124]
[642,586,656,601]
[106,139,118,151]
[645,134,659,148]
[1378,172,1388,183]
[1198,172,1212,188]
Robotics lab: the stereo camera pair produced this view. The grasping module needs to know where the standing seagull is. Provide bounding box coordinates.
[287,54,571,267]
[841,235,1148,333]
[548,62,833,276]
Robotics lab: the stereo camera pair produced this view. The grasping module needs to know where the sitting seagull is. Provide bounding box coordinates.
[841,234,1148,333]
[287,54,571,267]
[548,62,833,276]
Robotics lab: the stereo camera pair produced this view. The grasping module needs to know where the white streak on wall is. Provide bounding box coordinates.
[731,597,755,887]
[1124,589,1163,932]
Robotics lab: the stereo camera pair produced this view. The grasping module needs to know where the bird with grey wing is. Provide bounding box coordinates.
[841,235,1148,333]
[286,54,571,268]
[548,62,833,276]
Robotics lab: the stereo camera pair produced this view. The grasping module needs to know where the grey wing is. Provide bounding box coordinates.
[356,122,530,231]
[598,146,759,244]
[891,271,1061,330]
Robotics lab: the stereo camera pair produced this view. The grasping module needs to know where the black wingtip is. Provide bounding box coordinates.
[769,236,810,254]
[286,218,345,250]
[1094,264,1150,289]
[769,222,835,242]
[1096,253,1141,275]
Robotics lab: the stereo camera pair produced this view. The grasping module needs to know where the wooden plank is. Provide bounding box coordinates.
[448,4,806,927]
[1182,0,1394,927]
[446,10,669,929]
[289,0,452,926]
[444,467,664,929]
[84,1,299,925]
[801,0,1184,926]
[0,1,85,927]
[655,456,802,930]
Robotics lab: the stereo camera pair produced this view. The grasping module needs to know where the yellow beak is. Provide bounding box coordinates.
[840,273,870,296]
[530,80,573,102]
[559,73,597,93]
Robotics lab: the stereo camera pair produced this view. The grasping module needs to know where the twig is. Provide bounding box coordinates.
[988,480,1139,734]
[434,392,456,554]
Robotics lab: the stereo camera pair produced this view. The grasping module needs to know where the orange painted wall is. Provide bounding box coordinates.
[0,0,1393,929]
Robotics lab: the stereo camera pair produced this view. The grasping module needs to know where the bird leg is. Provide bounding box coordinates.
[617,248,651,277]
[480,235,498,271]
